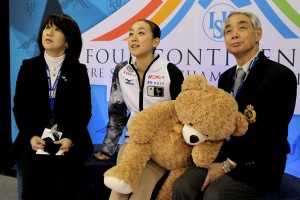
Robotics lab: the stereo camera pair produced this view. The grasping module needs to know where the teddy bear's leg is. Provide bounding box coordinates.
[156,167,188,200]
[104,142,151,194]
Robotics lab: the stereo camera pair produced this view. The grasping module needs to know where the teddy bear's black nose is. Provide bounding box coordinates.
[190,135,199,144]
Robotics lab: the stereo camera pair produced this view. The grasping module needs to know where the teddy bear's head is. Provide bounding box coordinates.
[175,75,248,145]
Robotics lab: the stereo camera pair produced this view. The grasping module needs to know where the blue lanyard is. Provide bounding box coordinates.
[231,53,260,98]
[46,65,62,111]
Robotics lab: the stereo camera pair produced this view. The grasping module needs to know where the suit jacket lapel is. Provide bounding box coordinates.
[236,53,267,99]
[225,67,236,93]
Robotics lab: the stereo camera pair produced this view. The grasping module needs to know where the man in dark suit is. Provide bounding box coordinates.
[172,11,297,200]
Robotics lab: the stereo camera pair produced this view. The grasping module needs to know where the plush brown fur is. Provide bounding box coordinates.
[104,75,248,200]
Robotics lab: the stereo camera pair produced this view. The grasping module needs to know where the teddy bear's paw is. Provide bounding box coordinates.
[104,176,133,194]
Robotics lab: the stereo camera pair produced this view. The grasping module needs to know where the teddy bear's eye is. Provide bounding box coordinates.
[189,123,193,127]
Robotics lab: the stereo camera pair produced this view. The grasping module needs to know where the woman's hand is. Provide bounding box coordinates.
[93,152,111,160]
[54,138,73,154]
[30,136,45,151]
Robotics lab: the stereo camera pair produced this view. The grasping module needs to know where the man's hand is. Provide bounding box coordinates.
[201,162,224,191]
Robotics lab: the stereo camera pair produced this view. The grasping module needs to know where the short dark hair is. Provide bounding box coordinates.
[37,13,82,59]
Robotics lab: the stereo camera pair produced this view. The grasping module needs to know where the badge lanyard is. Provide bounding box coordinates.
[46,65,62,111]
[231,53,260,98]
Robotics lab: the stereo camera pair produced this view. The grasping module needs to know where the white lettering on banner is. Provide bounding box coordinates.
[83,48,298,83]
[87,67,104,78]
[86,48,126,64]
[261,49,296,67]
[83,48,297,68]
[82,47,299,109]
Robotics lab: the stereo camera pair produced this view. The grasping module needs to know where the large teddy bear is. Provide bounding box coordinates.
[104,75,248,200]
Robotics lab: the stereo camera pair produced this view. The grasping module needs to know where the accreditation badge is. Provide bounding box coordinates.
[36,125,63,155]
[147,86,164,97]
[244,104,256,123]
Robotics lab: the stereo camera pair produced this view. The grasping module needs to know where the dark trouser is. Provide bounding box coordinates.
[172,164,262,200]
[19,148,85,200]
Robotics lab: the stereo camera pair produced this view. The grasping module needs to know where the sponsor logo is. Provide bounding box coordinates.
[148,74,165,80]
[123,70,136,78]
[125,78,134,85]
[147,80,164,86]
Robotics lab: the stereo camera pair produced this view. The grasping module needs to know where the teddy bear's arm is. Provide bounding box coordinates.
[128,100,178,143]
[233,112,248,136]
[192,141,223,167]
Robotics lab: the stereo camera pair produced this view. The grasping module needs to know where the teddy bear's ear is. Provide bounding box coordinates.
[181,75,208,92]
[232,112,248,136]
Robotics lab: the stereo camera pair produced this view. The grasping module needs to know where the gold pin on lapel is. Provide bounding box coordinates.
[244,104,256,123]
